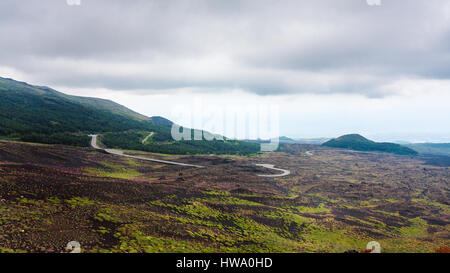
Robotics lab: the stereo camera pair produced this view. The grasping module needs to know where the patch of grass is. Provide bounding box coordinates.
[94,207,119,223]
[47,197,61,204]
[16,197,44,206]
[411,198,450,214]
[84,161,141,180]
[0,247,24,253]
[307,229,367,253]
[345,215,387,231]
[204,189,230,196]
[95,226,110,234]
[203,196,264,206]
[295,203,330,214]
[373,209,403,218]
[379,237,438,253]
[66,197,96,207]
[95,213,116,223]
[397,217,428,238]
[124,158,140,167]
[178,201,222,219]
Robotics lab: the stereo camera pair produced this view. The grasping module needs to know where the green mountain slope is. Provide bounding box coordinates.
[0,77,152,135]
[0,77,259,154]
[322,134,418,155]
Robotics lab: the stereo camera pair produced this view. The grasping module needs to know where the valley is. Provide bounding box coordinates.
[0,140,448,253]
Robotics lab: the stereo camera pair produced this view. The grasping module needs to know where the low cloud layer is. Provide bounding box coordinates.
[1,0,450,97]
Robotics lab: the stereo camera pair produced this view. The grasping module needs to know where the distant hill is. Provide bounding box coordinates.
[322,134,418,155]
[0,77,259,154]
[279,136,331,145]
[405,143,450,156]
[243,136,330,145]
[293,138,330,145]
[279,136,295,142]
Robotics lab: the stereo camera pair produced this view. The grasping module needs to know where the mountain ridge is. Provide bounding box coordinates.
[322,134,418,155]
[0,76,150,121]
[0,77,259,154]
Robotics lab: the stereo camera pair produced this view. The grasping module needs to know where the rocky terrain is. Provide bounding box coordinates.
[0,140,448,253]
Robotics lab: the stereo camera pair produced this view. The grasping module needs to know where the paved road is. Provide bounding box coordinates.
[254,164,291,178]
[89,134,204,168]
[141,132,155,144]
[90,134,103,149]
[89,135,291,176]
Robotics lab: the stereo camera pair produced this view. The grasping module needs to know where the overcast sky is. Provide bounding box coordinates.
[1,0,450,142]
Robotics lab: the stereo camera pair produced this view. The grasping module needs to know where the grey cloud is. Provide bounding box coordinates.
[1,0,450,96]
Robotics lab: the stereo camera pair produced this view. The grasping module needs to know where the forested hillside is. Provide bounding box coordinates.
[323,134,418,155]
[0,77,259,154]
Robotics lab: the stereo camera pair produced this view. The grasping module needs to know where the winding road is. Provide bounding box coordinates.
[254,164,291,178]
[89,135,204,168]
[89,135,291,177]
